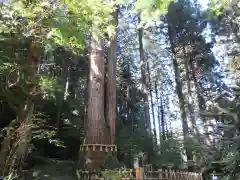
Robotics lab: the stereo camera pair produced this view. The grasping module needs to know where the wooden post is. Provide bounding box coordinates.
[136,167,144,180]
[176,170,180,179]
[192,172,195,180]
[184,171,186,179]
[169,169,173,180]
[189,172,192,180]
[165,169,169,179]
[172,170,176,180]
[185,172,188,180]
[180,171,185,180]
[180,171,184,180]
[158,169,163,180]
[197,173,200,180]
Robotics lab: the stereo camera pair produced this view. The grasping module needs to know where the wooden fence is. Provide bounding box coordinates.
[76,169,133,179]
[143,168,202,180]
[77,168,202,180]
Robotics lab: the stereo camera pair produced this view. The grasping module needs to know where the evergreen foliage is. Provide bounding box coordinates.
[1,0,240,179]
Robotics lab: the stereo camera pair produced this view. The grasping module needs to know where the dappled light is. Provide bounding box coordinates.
[0,0,239,179]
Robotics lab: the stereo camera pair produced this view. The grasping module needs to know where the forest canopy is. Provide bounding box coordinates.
[0,0,240,179]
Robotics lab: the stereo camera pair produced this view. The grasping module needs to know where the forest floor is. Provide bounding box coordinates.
[30,158,76,180]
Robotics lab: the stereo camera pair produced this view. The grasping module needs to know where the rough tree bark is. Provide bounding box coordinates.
[190,62,207,131]
[138,16,151,137]
[147,62,157,143]
[154,81,165,141]
[168,24,194,172]
[184,54,198,134]
[106,8,118,145]
[85,21,106,170]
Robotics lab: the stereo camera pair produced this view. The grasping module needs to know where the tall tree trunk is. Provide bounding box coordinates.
[190,62,206,129]
[85,22,106,170]
[138,16,151,137]
[155,81,165,141]
[160,94,166,141]
[106,8,118,145]
[130,83,137,168]
[190,61,210,165]
[172,55,193,172]
[184,56,198,134]
[147,62,157,143]
[168,25,193,172]
[56,55,70,131]
[120,72,128,125]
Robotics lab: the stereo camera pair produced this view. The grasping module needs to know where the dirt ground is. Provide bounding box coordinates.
[31,158,76,180]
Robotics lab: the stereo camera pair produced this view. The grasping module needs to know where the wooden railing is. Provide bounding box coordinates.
[76,168,202,180]
[144,168,202,180]
[76,169,133,179]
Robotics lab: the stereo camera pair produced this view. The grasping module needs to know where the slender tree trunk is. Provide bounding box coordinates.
[138,15,153,164]
[172,54,193,171]
[160,94,166,141]
[155,81,164,141]
[126,64,131,123]
[106,8,118,145]
[168,25,193,172]
[130,83,137,168]
[56,55,70,131]
[130,85,137,125]
[190,62,206,125]
[67,65,77,100]
[184,56,198,134]
[121,78,128,125]
[147,62,157,143]
[190,61,210,169]
[85,22,106,170]
[138,16,151,137]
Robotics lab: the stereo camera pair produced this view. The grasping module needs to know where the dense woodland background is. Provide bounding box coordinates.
[0,0,240,179]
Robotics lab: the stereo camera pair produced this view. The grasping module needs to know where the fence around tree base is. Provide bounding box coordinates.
[76,168,202,180]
